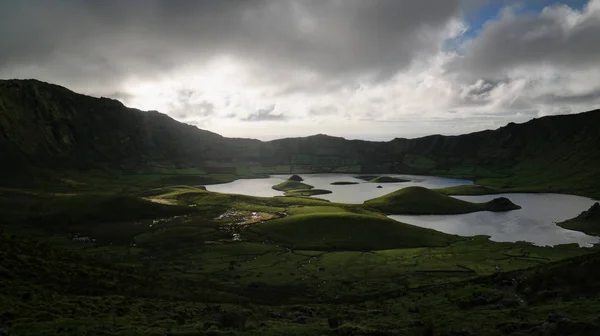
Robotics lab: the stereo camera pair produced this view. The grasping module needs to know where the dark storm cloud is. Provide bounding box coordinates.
[0,0,463,90]
[241,105,286,122]
[457,78,510,105]
[450,2,600,78]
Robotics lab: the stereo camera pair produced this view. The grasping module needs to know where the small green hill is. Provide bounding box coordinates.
[284,189,332,197]
[365,186,520,214]
[252,212,459,251]
[369,176,410,183]
[272,180,314,191]
[288,174,304,181]
[31,194,197,226]
[434,185,502,195]
[558,203,600,236]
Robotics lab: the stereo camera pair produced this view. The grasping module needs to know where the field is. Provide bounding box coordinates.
[1,177,600,335]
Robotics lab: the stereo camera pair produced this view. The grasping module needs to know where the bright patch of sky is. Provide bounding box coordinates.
[450,0,590,50]
[1,0,599,140]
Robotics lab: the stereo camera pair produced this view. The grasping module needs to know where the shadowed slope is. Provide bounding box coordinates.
[2,80,600,198]
[558,202,600,237]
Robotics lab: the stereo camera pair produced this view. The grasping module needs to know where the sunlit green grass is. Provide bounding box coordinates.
[283,189,332,197]
[272,180,314,191]
[365,186,520,214]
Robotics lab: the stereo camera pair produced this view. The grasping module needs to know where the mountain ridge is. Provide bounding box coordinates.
[1,79,599,198]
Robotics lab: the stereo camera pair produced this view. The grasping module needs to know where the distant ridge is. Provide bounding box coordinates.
[1,79,599,198]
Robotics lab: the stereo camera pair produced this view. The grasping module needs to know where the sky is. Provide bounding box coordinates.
[1,0,600,140]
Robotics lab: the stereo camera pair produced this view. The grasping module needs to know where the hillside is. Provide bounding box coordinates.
[0,80,264,186]
[1,79,600,198]
[1,189,600,335]
[252,212,458,250]
[558,202,600,236]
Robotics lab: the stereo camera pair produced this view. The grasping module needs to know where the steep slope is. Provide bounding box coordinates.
[558,202,600,236]
[0,79,261,177]
[1,79,600,198]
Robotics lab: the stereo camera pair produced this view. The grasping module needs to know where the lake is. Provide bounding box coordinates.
[206,174,599,246]
[391,194,599,246]
[206,173,473,203]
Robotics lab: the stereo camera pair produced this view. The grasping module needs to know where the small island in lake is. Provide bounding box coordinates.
[330,181,359,185]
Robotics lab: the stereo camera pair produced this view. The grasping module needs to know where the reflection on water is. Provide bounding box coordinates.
[390,194,599,246]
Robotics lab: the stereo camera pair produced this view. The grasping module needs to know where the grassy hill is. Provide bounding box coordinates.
[434,184,503,195]
[283,189,332,197]
[558,202,600,236]
[252,212,459,251]
[272,180,314,191]
[365,186,521,214]
[2,183,600,335]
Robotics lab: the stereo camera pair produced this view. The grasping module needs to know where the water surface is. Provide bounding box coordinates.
[205,174,599,246]
[206,173,472,203]
[390,193,599,246]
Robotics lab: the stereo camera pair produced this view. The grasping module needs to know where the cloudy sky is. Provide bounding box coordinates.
[2,0,600,140]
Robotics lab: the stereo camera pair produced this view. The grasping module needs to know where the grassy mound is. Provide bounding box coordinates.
[288,174,304,181]
[369,176,410,183]
[558,203,600,236]
[284,189,332,197]
[31,194,197,226]
[365,186,520,214]
[331,181,359,185]
[485,197,522,212]
[252,212,458,251]
[435,185,502,195]
[272,180,314,191]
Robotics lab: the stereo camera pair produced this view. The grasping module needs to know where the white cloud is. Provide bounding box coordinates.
[2,0,600,140]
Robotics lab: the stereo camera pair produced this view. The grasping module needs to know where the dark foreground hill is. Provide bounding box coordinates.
[1,79,600,198]
[2,229,600,335]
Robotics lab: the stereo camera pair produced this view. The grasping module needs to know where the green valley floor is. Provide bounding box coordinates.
[1,179,600,335]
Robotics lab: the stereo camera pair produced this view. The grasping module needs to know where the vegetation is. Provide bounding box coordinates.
[0,183,599,335]
[1,201,599,335]
[435,184,503,195]
[2,80,600,199]
[252,212,459,251]
[365,186,521,214]
[288,174,304,182]
[558,202,600,236]
[283,189,332,197]
[1,80,600,335]
[272,181,314,192]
